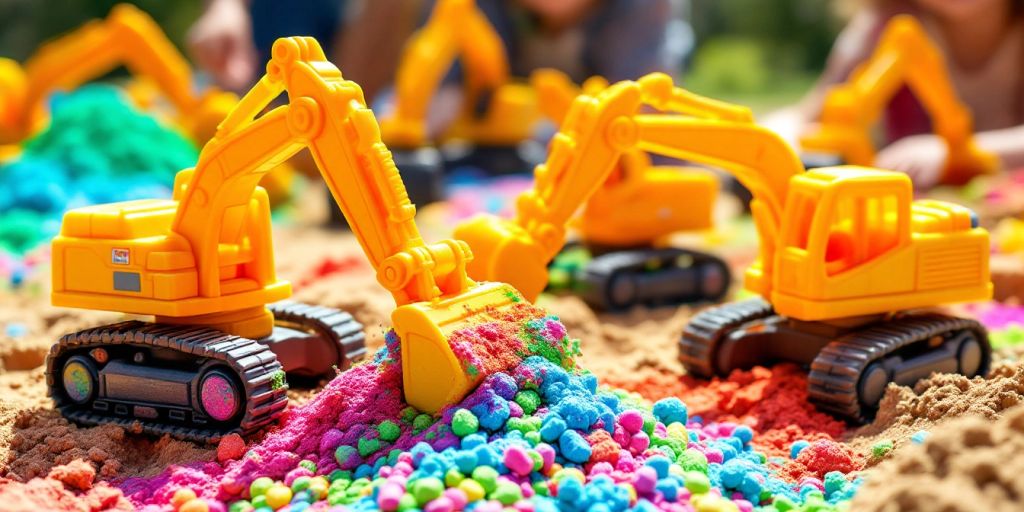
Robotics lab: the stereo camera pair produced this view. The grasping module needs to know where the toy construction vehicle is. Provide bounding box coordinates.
[663,98,993,421]
[0,4,293,203]
[801,15,998,184]
[457,73,991,420]
[378,0,541,206]
[455,72,750,310]
[47,37,519,440]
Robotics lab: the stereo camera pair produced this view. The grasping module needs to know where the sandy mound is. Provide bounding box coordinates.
[852,404,1024,512]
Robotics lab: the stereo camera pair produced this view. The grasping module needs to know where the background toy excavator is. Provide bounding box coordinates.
[48,37,519,440]
[462,74,992,421]
[377,0,542,206]
[800,15,999,185]
[455,72,745,310]
[0,3,293,203]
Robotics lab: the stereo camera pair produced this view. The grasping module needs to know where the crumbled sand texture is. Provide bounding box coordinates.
[848,360,1024,465]
[1,222,1023,509]
[852,404,1024,512]
[0,459,132,511]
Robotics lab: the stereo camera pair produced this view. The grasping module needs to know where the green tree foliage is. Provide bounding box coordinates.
[0,0,200,63]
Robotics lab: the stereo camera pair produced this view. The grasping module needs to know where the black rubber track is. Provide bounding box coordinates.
[807,314,989,421]
[45,321,288,442]
[678,298,775,378]
[267,300,367,376]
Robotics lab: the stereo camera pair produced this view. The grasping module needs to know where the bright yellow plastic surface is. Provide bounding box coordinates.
[455,72,751,301]
[52,37,519,413]
[460,72,991,319]
[0,4,294,202]
[801,15,999,185]
[530,69,721,246]
[379,0,539,148]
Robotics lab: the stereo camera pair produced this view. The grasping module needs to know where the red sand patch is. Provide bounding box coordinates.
[0,459,132,511]
[605,364,848,459]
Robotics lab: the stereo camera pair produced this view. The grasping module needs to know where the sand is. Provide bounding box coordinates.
[1,222,1023,509]
[852,404,1024,512]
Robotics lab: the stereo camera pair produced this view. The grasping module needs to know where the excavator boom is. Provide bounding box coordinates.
[456,73,793,301]
[801,15,998,183]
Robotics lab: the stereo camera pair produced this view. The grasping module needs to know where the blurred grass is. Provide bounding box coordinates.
[682,35,817,114]
[0,0,200,62]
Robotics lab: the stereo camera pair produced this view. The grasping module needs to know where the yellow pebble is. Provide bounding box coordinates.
[546,463,562,477]
[669,464,685,477]
[695,496,739,512]
[179,499,209,512]
[458,479,486,502]
[667,423,688,440]
[359,485,374,497]
[264,485,293,510]
[171,488,198,510]
[557,468,586,483]
[308,480,329,500]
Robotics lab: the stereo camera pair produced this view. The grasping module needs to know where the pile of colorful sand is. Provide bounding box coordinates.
[110,300,862,512]
[0,85,198,260]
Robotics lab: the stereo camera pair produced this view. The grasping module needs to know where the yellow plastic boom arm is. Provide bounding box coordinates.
[174,37,477,307]
[801,15,998,184]
[456,73,774,300]
[380,0,509,147]
[1,4,201,144]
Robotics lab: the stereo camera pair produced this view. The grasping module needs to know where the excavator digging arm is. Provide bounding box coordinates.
[458,73,801,300]
[630,116,804,295]
[172,37,475,306]
[381,0,509,147]
[803,15,998,183]
[516,73,756,261]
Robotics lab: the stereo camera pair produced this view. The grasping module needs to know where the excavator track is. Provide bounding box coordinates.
[582,247,732,311]
[265,300,367,379]
[679,298,775,378]
[808,314,990,421]
[46,321,289,442]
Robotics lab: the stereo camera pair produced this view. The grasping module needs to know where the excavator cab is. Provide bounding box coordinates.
[771,166,990,321]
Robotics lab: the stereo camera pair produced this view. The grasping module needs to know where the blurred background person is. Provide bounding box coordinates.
[766,0,1024,188]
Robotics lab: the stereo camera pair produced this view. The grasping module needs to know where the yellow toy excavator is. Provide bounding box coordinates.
[800,15,999,185]
[455,72,749,309]
[48,37,520,440]
[460,74,992,420]
[0,4,293,202]
[377,0,541,204]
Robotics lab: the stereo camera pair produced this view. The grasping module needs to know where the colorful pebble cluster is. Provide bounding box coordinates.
[140,308,863,512]
[0,85,197,262]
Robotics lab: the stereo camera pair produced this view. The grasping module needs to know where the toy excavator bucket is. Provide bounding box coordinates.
[393,281,522,414]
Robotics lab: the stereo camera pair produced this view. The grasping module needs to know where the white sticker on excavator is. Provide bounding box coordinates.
[111,248,130,265]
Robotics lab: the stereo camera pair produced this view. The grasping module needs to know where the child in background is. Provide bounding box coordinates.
[770,0,1024,188]
[417,0,685,138]
[187,0,421,103]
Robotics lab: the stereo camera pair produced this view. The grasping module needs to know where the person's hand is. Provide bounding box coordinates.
[187,0,257,91]
[875,134,948,189]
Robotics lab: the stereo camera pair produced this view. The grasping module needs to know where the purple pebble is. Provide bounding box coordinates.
[634,466,658,495]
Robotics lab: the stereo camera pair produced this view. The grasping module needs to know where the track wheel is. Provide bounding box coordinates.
[198,367,244,424]
[605,272,637,311]
[61,355,99,405]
